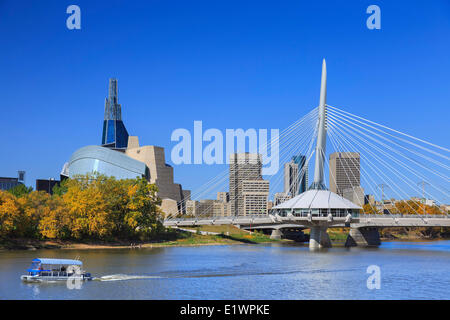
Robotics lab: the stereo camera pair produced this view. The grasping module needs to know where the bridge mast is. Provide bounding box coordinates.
[310,59,328,190]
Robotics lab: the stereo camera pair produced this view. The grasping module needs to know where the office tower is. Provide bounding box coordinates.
[186,200,198,216]
[186,199,231,217]
[284,161,298,196]
[364,194,375,206]
[329,152,360,195]
[274,192,292,206]
[242,180,270,215]
[217,192,229,203]
[229,153,267,215]
[343,186,365,206]
[284,155,308,196]
[101,78,129,149]
[292,155,308,193]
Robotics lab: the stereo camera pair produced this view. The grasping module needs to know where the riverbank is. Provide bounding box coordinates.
[319,227,450,242]
[0,225,287,250]
[2,226,448,250]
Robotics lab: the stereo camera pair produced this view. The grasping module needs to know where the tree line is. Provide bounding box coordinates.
[0,173,166,241]
[362,201,445,215]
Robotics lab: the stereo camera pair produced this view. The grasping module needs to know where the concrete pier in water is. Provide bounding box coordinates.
[345,227,381,247]
[309,226,332,249]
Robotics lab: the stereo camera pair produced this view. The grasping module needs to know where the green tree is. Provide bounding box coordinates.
[52,179,69,196]
[124,177,163,240]
[8,184,33,198]
[16,191,52,238]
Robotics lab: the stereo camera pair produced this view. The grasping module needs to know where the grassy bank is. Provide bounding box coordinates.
[3,226,448,250]
[0,225,286,250]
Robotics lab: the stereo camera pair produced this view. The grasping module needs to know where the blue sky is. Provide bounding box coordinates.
[1,0,449,200]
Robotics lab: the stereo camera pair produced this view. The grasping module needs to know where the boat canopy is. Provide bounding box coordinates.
[32,258,83,266]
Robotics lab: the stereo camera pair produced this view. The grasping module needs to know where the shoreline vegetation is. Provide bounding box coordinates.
[1,173,448,251]
[0,225,286,250]
[2,225,449,251]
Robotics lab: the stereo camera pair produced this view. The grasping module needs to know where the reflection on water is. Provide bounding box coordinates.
[1,240,449,300]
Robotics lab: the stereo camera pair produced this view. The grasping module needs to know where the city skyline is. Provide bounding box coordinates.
[1,1,449,203]
[2,1,450,305]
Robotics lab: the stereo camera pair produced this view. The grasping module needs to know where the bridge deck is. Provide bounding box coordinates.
[163,214,450,228]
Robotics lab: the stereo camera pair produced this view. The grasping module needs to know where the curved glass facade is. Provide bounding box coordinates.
[68,145,148,180]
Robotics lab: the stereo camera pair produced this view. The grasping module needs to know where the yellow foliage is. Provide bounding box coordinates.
[0,191,19,237]
[1,174,163,241]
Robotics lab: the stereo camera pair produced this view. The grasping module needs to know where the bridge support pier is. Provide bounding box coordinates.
[345,227,381,247]
[270,229,283,240]
[309,226,331,249]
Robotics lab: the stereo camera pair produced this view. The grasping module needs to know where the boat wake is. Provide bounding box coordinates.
[94,274,162,281]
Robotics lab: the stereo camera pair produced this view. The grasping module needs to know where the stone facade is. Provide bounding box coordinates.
[125,136,190,215]
[229,153,269,216]
[242,180,269,215]
[274,192,292,206]
[329,152,360,196]
[343,186,365,207]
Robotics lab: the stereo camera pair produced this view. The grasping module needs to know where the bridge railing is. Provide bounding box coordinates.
[359,213,449,219]
[164,214,273,224]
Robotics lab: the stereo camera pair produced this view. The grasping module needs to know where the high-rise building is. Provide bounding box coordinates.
[284,155,308,196]
[102,78,129,149]
[274,192,292,206]
[186,199,231,217]
[292,155,308,193]
[343,186,365,207]
[284,161,298,196]
[242,180,270,215]
[229,153,268,215]
[364,194,375,206]
[329,152,360,195]
[217,192,229,203]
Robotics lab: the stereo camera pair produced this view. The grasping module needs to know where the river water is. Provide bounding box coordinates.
[1,241,449,300]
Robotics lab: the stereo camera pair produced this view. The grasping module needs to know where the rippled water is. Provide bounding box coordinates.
[1,240,449,299]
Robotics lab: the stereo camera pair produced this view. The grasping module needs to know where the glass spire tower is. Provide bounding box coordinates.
[101,78,129,149]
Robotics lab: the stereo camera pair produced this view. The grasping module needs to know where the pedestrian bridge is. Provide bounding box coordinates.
[163,61,449,250]
[163,213,450,249]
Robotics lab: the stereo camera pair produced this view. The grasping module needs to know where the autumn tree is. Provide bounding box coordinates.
[0,191,20,238]
[63,174,114,240]
[361,203,380,215]
[15,191,52,238]
[124,177,163,240]
[0,173,164,242]
[38,196,70,239]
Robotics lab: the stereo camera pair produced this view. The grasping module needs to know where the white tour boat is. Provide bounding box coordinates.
[21,258,92,282]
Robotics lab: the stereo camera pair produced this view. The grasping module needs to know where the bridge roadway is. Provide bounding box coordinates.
[163,214,450,229]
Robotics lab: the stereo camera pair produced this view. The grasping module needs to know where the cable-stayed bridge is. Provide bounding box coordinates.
[163,59,450,249]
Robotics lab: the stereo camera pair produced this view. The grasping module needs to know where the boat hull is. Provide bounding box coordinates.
[21,274,92,282]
